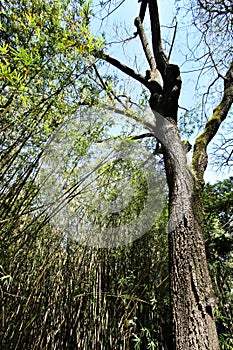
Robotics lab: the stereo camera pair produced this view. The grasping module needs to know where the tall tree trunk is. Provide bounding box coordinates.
[148,59,232,350]
[97,2,232,347]
[150,88,220,349]
[169,201,219,349]
[150,65,219,350]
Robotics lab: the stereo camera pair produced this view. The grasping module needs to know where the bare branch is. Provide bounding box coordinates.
[95,51,151,90]
[139,0,148,23]
[130,132,154,140]
[148,0,168,78]
[225,148,233,165]
[134,16,157,71]
[96,132,154,143]
[101,104,154,131]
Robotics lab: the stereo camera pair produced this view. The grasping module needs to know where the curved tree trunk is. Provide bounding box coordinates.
[155,114,220,349]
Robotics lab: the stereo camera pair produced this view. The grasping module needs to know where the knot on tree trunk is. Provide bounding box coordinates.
[149,64,182,121]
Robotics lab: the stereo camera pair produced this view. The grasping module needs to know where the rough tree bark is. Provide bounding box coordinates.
[95,0,233,348]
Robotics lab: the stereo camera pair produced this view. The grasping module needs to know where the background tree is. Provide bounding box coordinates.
[204,177,233,349]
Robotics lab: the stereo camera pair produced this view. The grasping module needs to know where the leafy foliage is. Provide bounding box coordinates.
[204,177,233,349]
[0,0,105,246]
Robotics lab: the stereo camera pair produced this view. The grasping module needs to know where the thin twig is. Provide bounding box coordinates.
[101,0,126,21]
[134,16,157,71]
[168,17,178,61]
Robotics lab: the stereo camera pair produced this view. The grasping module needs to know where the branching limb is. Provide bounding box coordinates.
[93,64,114,103]
[134,16,157,71]
[192,61,233,182]
[92,66,131,108]
[94,51,151,90]
[139,0,148,24]
[101,104,155,131]
[96,132,154,143]
[148,0,168,78]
